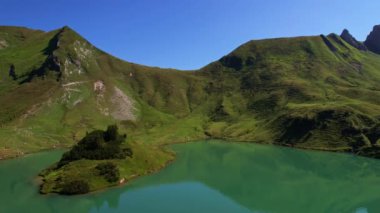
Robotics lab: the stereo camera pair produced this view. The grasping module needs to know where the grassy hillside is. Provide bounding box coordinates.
[200,34,380,155]
[0,26,380,160]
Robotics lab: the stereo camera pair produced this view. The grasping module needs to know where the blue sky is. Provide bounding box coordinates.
[1,0,380,70]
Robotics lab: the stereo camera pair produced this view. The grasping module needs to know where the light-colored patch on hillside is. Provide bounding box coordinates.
[62,81,88,87]
[73,40,94,67]
[18,98,55,123]
[61,41,95,77]
[110,87,136,121]
[61,81,88,104]
[63,58,84,76]
[20,103,43,120]
[94,80,109,116]
[0,39,8,49]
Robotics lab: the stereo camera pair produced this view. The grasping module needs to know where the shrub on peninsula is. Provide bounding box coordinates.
[61,180,90,195]
[58,125,133,166]
[96,162,120,182]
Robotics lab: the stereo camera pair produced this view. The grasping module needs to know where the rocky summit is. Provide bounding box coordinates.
[365,25,380,54]
[340,29,367,51]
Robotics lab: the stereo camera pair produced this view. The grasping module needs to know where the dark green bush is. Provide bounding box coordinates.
[96,162,120,182]
[219,54,243,70]
[104,125,118,141]
[123,148,133,158]
[58,125,131,166]
[61,180,90,195]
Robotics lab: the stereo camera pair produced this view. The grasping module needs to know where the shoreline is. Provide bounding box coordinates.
[4,137,379,196]
[0,135,371,162]
[38,148,177,196]
[0,145,69,161]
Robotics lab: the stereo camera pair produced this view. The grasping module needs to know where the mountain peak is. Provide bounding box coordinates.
[341,29,350,35]
[340,29,367,51]
[56,25,85,42]
[61,25,72,30]
[371,24,380,31]
[59,25,80,36]
[364,25,380,54]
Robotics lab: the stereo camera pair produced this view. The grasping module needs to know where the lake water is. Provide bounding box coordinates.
[1,141,380,213]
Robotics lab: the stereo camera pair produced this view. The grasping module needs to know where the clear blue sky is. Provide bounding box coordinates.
[1,0,380,70]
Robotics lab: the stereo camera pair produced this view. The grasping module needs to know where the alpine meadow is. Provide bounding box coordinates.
[2,26,380,157]
[1,24,380,195]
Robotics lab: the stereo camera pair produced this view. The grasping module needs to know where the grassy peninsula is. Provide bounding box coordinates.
[39,125,174,194]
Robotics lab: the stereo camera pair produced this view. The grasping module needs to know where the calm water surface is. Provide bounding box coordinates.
[1,141,380,213]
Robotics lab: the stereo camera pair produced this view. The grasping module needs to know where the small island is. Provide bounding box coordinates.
[39,125,174,195]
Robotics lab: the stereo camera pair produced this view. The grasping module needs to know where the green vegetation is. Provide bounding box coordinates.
[58,125,131,166]
[39,125,174,194]
[95,162,120,182]
[1,25,380,193]
[61,180,90,195]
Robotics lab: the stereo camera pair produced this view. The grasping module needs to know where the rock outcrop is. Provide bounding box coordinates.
[340,29,367,51]
[364,25,380,54]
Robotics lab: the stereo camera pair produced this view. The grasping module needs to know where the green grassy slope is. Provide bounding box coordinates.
[0,26,380,160]
[200,34,380,155]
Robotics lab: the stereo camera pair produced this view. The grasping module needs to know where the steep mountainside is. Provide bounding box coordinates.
[0,25,380,159]
[202,34,380,154]
[365,25,380,54]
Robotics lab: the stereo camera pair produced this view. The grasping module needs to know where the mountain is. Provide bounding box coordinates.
[340,29,367,51]
[365,25,380,54]
[0,25,380,159]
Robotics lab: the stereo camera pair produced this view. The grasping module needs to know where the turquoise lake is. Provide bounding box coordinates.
[1,141,380,213]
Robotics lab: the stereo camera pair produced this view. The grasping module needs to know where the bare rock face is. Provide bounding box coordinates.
[110,87,136,121]
[340,29,367,51]
[364,25,380,54]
